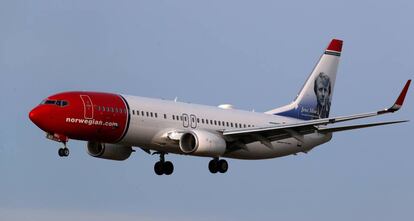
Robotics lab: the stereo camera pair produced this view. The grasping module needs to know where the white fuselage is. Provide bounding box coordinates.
[118,95,332,159]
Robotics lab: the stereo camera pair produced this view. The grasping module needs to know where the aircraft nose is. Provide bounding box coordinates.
[29,106,49,130]
[29,106,41,125]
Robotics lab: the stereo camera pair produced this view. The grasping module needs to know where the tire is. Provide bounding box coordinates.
[163,161,174,175]
[63,148,70,157]
[58,148,64,157]
[154,161,164,175]
[218,159,228,173]
[208,159,218,174]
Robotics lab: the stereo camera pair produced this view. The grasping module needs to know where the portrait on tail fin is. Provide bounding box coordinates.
[314,72,331,119]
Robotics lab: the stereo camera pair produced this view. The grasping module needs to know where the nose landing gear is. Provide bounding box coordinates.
[58,144,70,157]
[46,133,70,158]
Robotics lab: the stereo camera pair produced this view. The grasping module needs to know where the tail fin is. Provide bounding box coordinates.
[266,39,343,120]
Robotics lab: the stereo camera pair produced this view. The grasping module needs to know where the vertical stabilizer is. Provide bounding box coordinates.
[266,39,343,120]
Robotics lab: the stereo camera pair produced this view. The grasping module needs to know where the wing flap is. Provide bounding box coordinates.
[318,120,408,134]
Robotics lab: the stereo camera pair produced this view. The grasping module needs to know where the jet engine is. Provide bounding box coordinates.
[87,141,132,161]
[179,130,226,157]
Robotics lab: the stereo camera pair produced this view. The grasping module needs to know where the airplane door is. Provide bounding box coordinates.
[182,114,189,128]
[190,114,197,128]
[80,95,94,119]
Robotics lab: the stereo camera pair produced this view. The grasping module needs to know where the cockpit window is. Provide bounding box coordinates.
[43,100,56,105]
[41,99,69,107]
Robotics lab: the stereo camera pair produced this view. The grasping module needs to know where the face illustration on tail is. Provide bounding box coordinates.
[314,72,332,119]
[267,39,342,120]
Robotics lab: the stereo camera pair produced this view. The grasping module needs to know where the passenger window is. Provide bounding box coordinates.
[244,124,246,128]
[202,119,205,124]
[235,123,238,128]
[146,112,149,117]
[226,122,229,127]
[210,120,213,124]
[115,108,118,113]
[218,121,221,126]
[164,114,167,119]
[231,123,233,127]
[206,119,209,124]
[106,107,110,112]
[137,110,139,116]
[150,112,153,117]
[172,115,175,120]
[197,118,200,123]
[132,110,135,115]
[155,113,158,118]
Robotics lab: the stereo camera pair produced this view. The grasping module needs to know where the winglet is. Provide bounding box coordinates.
[395,79,411,106]
[379,79,411,113]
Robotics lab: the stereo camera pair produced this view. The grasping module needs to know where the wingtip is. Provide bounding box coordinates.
[395,79,411,106]
[385,79,411,112]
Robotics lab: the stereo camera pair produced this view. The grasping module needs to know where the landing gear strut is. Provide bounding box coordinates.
[153,152,174,175]
[208,158,228,174]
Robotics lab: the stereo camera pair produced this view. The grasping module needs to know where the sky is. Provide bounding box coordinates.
[0,0,413,220]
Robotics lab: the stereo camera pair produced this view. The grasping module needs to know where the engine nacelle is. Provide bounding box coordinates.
[87,141,132,161]
[179,130,226,157]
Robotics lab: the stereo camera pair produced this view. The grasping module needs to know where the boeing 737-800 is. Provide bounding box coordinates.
[29,39,411,175]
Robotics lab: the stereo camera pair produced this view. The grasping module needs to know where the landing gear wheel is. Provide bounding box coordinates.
[218,159,228,173]
[154,161,164,175]
[153,152,174,175]
[208,159,219,174]
[163,161,174,175]
[58,148,63,157]
[63,148,69,157]
[58,148,69,157]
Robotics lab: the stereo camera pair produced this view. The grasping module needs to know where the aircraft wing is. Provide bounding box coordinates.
[222,80,411,146]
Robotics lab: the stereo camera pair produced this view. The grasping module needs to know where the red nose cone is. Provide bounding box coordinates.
[29,106,48,130]
[29,107,39,125]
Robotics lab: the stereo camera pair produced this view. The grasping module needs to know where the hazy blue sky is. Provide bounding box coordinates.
[1,0,413,220]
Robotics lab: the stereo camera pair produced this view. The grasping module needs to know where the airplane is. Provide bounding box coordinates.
[29,39,411,175]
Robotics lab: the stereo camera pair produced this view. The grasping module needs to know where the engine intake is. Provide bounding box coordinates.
[87,141,132,161]
[179,130,226,157]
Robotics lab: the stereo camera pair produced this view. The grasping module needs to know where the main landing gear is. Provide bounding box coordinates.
[208,158,228,174]
[153,152,174,176]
